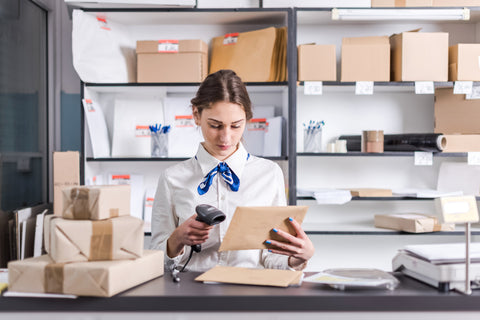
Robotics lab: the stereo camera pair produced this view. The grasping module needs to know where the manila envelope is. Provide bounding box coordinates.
[219,206,308,252]
[195,265,303,287]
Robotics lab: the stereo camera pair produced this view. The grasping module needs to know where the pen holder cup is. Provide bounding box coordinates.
[151,132,168,157]
[304,128,323,153]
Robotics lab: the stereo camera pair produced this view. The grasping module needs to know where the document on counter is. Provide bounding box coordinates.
[219,206,308,252]
[195,266,303,287]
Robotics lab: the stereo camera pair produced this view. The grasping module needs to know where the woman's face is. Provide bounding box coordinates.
[193,101,246,161]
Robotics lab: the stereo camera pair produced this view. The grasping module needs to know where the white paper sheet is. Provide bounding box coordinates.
[33,210,48,257]
[107,173,144,220]
[111,99,163,157]
[263,116,283,157]
[297,188,352,204]
[82,99,110,158]
[243,118,266,156]
[164,97,203,157]
[143,188,156,233]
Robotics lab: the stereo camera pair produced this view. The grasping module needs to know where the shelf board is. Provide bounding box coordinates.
[297,81,460,93]
[86,156,288,162]
[297,152,467,157]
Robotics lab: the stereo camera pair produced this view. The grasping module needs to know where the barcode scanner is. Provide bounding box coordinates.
[192,204,226,253]
[171,204,226,282]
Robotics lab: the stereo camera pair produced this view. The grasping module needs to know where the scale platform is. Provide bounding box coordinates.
[393,251,480,292]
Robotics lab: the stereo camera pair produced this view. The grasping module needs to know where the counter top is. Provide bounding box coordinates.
[1,272,480,312]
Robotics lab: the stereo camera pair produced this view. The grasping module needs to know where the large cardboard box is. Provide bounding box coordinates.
[137,39,208,83]
[371,0,433,7]
[62,185,131,220]
[44,215,144,263]
[390,31,448,81]
[433,0,480,6]
[434,88,480,134]
[449,44,480,81]
[298,44,336,81]
[374,213,454,233]
[53,152,79,216]
[341,36,390,82]
[8,250,163,297]
[209,27,287,82]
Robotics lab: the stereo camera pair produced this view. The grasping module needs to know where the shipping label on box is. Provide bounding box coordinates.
[62,185,131,220]
[45,215,144,263]
[390,31,448,81]
[8,250,164,297]
[136,39,208,83]
[53,152,80,216]
[449,44,480,81]
[341,36,390,82]
[298,44,336,81]
[374,213,455,233]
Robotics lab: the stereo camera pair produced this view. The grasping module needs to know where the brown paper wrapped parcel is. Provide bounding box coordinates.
[62,185,130,220]
[45,215,144,263]
[8,250,163,297]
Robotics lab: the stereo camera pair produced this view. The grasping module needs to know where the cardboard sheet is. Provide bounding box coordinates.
[195,265,303,287]
[8,250,163,297]
[45,215,144,263]
[219,206,308,252]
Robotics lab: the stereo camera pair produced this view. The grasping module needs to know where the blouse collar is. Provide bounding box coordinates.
[195,142,249,179]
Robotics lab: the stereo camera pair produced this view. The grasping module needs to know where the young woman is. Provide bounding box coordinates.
[150,69,314,272]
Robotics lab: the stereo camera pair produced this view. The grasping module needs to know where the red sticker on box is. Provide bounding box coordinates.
[135,125,150,137]
[97,16,110,31]
[223,33,239,45]
[175,115,195,128]
[158,40,179,53]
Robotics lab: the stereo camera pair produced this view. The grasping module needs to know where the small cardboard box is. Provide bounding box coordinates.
[53,152,80,216]
[62,185,131,220]
[8,250,163,297]
[449,44,480,81]
[434,88,480,134]
[136,39,208,83]
[371,0,433,7]
[374,213,455,233]
[390,30,448,81]
[44,215,144,263]
[298,44,336,81]
[341,36,390,82]
[350,188,392,197]
[443,134,480,152]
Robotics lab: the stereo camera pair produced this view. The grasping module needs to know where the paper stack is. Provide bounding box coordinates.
[8,185,163,297]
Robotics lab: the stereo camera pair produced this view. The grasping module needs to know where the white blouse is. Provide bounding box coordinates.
[150,142,289,272]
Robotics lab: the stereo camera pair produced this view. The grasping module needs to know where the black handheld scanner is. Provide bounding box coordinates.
[192,204,226,253]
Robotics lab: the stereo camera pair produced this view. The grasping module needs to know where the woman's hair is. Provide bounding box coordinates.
[191,69,253,120]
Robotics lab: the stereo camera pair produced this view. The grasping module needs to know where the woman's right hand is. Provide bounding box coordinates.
[166,214,213,258]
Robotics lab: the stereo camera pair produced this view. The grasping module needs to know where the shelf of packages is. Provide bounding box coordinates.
[84,82,288,93]
[86,156,288,161]
[297,196,480,201]
[302,222,480,235]
[297,81,462,93]
[297,152,468,157]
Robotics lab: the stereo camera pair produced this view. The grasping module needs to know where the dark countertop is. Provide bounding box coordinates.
[1,272,480,312]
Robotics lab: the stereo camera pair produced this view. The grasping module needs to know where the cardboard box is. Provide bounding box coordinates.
[44,215,143,263]
[434,88,480,134]
[62,185,131,220]
[8,250,163,297]
[443,134,480,152]
[53,152,80,216]
[371,0,433,7]
[374,213,455,233]
[341,36,390,82]
[350,188,392,197]
[298,44,336,81]
[209,27,287,82]
[390,30,448,81]
[449,44,480,81]
[136,39,208,83]
[433,0,480,6]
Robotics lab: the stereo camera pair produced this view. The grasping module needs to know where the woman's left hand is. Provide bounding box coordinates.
[266,217,315,270]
